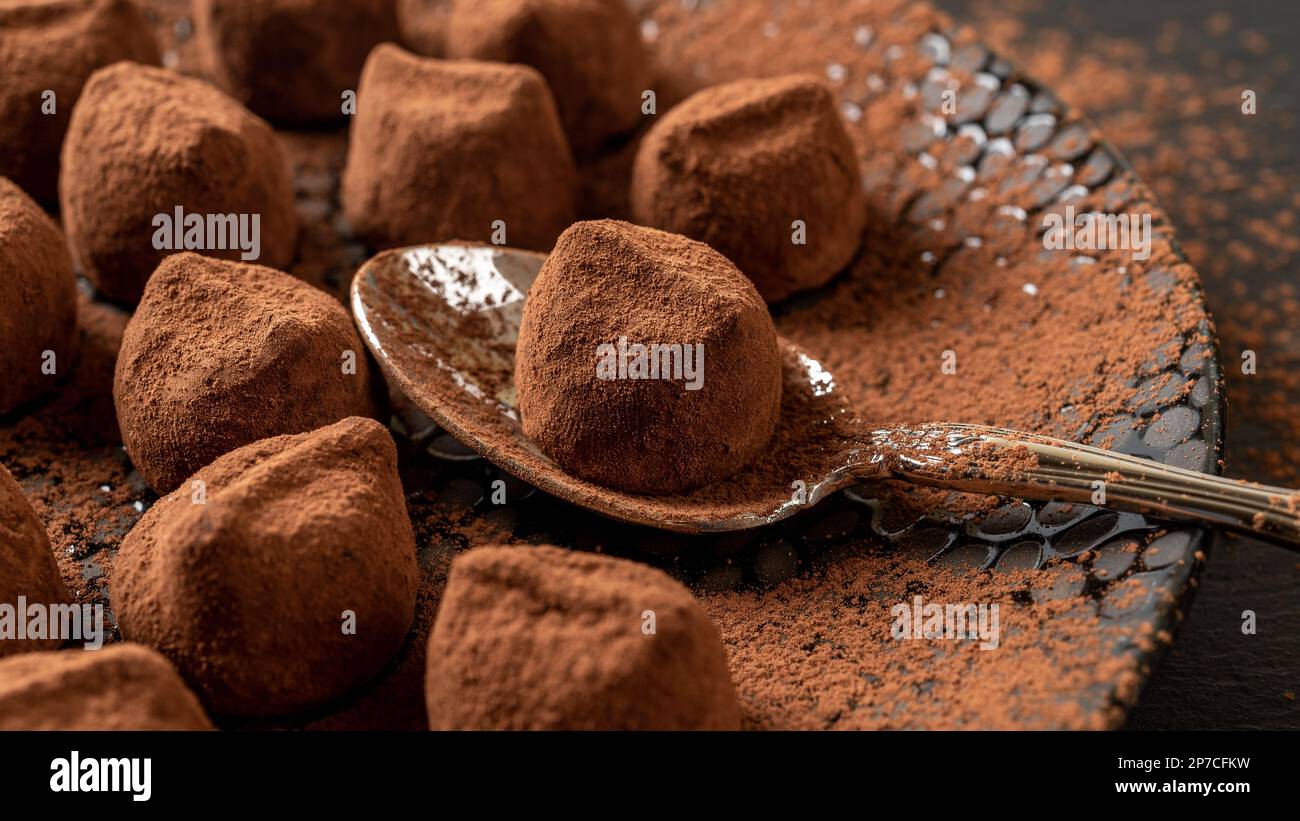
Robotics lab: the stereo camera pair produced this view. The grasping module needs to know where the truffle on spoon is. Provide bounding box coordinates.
[352,242,1300,548]
[515,220,781,494]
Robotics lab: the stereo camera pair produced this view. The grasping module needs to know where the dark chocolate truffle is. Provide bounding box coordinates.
[60,62,298,305]
[515,220,782,494]
[0,177,79,415]
[115,417,419,718]
[445,0,652,155]
[0,644,212,730]
[0,463,73,659]
[425,545,741,730]
[113,253,379,494]
[631,75,867,303]
[0,0,159,204]
[194,0,399,126]
[341,43,576,251]
[396,0,448,56]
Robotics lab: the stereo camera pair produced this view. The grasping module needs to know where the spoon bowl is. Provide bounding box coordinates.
[351,242,864,531]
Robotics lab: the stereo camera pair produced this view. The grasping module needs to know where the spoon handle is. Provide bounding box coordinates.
[864,422,1300,550]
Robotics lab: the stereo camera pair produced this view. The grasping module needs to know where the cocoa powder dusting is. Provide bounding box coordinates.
[113,252,380,494]
[424,544,741,730]
[0,0,161,205]
[515,220,782,495]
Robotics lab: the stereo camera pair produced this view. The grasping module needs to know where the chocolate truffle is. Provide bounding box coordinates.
[0,463,73,658]
[0,644,212,730]
[194,0,399,127]
[445,0,652,155]
[515,220,782,494]
[631,75,868,303]
[396,0,448,56]
[0,177,79,415]
[341,43,576,251]
[113,253,379,494]
[115,417,419,718]
[0,0,159,204]
[60,62,297,305]
[425,545,741,730]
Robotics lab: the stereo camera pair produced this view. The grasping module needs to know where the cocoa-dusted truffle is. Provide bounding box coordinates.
[0,644,212,730]
[60,62,297,305]
[425,545,741,730]
[194,0,399,126]
[396,0,448,56]
[113,253,378,494]
[0,0,159,204]
[631,75,867,303]
[515,220,781,494]
[0,463,72,658]
[0,178,78,415]
[341,44,576,251]
[445,0,652,155]
[115,417,419,718]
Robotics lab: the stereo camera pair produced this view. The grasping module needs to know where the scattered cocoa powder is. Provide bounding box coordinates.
[632,74,868,303]
[340,43,577,252]
[515,220,782,494]
[0,643,212,730]
[0,177,79,415]
[0,0,160,204]
[113,252,379,494]
[114,417,418,718]
[425,544,741,730]
[194,0,399,127]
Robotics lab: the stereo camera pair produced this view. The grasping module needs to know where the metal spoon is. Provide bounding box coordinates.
[351,243,1300,549]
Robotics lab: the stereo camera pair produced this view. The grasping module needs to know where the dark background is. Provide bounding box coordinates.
[938,0,1300,729]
